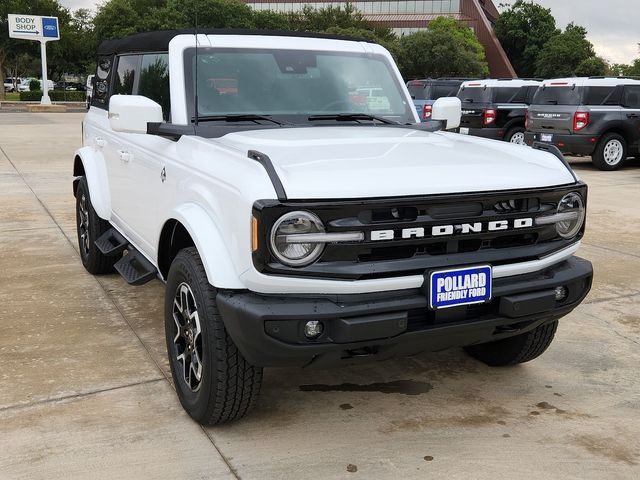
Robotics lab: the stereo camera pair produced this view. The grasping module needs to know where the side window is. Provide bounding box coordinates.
[114,55,140,95]
[92,55,113,109]
[524,86,540,104]
[138,54,170,121]
[494,87,521,103]
[584,87,620,106]
[622,86,640,109]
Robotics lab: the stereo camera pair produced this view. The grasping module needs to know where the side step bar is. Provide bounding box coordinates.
[97,228,157,285]
[95,228,128,256]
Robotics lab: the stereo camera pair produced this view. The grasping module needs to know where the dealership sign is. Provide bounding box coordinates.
[8,14,59,40]
[7,14,59,104]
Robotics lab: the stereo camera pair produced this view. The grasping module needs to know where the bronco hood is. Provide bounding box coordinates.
[215,126,576,200]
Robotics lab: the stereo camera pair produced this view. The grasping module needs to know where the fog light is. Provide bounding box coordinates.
[304,320,323,338]
[554,286,568,302]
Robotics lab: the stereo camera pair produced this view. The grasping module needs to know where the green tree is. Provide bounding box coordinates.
[399,17,489,79]
[610,45,640,77]
[535,23,607,78]
[92,0,146,40]
[495,0,558,78]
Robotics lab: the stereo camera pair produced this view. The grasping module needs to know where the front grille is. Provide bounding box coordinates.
[253,184,587,280]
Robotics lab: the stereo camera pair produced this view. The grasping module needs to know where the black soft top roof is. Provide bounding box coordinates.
[97,29,373,56]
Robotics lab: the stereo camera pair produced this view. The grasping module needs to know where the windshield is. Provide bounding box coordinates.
[532,86,582,106]
[185,48,414,124]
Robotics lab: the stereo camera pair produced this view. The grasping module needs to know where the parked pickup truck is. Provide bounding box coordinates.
[74,30,593,424]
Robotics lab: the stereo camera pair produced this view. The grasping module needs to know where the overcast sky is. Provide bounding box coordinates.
[58,0,639,64]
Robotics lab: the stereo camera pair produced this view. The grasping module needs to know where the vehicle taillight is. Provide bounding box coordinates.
[525,110,529,130]
[483,108,496,126]
[574,111,589,131]
[423,104,432,120]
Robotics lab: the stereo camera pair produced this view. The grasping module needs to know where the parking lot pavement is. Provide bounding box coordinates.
[0,113,638,479]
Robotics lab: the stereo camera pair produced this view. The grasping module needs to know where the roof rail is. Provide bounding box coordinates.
[588,76,640,80]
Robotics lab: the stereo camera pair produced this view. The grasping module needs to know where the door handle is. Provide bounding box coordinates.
[627,113,639,118]
[118,150,133,163]
[94,137,107,148]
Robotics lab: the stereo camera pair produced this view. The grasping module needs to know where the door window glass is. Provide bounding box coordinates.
[114,55,140,95]
[138,54,171,120]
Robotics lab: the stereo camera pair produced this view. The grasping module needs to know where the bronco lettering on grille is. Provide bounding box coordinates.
[370,218,534,241]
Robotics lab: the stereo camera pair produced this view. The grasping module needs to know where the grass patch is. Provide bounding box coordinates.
[2,92,21,101]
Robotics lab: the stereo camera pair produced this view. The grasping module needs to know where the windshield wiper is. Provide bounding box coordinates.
[193,114,290,125]
[307,113,399,125]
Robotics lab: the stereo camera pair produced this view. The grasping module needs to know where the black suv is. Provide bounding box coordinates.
[525,77,640,170]
[407,78,468,121]
[457,79,541,144]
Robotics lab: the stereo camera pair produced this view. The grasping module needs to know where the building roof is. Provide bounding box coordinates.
[97,29,374,55]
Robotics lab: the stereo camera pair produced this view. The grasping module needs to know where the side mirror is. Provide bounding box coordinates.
[431,97,462,130]
[109,95,163,134]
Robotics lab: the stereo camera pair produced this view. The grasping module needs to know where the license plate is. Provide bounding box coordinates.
[459,127,469,135]
[540,133,553,143]
[429,265,492,310]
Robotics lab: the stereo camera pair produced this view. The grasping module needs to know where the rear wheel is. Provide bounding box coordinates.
[592,133,627,170]
[464,321,558,366]
[165,247,263,425]
[505,126,526,145]
[75,177,117,274]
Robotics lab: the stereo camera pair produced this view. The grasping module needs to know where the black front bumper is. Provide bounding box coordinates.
[217,257,593,368]
[525,132,596,155]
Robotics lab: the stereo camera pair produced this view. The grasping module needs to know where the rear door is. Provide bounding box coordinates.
[528,85,581,135]
[494,86,528,126]
[458,84,492,128]
[407,80,430,120]
[621,85,640,150]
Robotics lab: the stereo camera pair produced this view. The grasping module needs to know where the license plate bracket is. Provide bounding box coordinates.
[428,265,492,310]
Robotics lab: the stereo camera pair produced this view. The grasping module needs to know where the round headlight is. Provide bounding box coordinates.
[556,192,585,239]
[270,211,325,267]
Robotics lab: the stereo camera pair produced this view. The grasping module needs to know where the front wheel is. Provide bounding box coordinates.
[464,321,558,366]
[75,176,117,274]
[165,247,263,425]
[505,126,526,145]
[592,133,627,170]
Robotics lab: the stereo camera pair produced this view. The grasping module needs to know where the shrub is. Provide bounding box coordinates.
[50,91,86,101]
[29,79,41,91]
[20,90,42,101]
[19,90,86,102]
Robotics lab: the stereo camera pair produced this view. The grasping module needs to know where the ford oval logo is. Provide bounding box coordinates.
[44,25,55,30]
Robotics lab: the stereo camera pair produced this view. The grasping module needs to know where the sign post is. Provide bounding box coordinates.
[7,14,60,105]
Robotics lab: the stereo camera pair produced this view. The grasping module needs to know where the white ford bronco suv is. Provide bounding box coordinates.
[74,30,593,424]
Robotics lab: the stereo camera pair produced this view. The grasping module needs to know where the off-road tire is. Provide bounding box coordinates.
[592,133,627,171]
[464,320,558,367]
[75,176,117,274]
[505,126,526,145]
[165,247,262,425]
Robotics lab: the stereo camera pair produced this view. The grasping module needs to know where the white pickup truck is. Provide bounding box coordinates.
[74,30,593,424]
